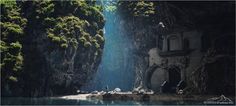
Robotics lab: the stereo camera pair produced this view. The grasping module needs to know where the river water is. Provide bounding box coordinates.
[1,97,204,105]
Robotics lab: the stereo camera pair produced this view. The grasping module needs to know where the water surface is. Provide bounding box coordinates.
[1,97,204,105]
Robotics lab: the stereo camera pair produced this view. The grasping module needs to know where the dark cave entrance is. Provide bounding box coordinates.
[168,67,181,93]
[205,58,235,95]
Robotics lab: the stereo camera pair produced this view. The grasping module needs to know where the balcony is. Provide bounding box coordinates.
[159,49,192,57]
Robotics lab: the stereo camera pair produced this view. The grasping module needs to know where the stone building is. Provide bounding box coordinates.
[145,25,204,93]
[144,22,235,95]
[130,2,235,95]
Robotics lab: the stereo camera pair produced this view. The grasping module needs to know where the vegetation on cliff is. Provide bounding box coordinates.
[1,0,27,96]
[1,0,105,96]
[117,1,155,17]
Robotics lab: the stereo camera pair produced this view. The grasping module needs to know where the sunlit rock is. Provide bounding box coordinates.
[114,88,121,92]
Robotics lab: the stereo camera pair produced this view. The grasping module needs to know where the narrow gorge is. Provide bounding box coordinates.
[1,0,235,105]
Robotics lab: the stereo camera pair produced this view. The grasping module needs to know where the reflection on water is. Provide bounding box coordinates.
[1,97,204,105]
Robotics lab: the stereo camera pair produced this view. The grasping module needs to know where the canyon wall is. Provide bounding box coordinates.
[1,1,105,96]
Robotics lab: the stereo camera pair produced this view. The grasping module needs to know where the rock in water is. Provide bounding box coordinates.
[177,90,184,95]
[100,91,106,94]
[138,89,146,94]
[91,91,99,94]
[114,88,121,92]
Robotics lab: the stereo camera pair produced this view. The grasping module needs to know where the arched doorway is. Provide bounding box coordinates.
[168,66,181,93]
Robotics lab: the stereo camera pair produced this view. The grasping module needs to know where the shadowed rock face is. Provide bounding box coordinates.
[17,1,105,96]
[22,29,103,96]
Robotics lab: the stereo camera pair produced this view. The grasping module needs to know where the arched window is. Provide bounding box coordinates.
[167,35,181,51]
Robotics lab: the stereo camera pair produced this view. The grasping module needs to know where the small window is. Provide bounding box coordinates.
[183,38,189,50]
[158,36,163,50]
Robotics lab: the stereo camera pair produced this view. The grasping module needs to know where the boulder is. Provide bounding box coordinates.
[91,90,99,94]
[114,88,121,92]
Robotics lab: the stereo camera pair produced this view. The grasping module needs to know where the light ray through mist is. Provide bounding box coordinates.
[81,1,135,92]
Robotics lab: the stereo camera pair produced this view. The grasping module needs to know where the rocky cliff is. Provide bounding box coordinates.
[1,1,105,96]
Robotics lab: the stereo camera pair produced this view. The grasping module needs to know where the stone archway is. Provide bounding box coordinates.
[144,64,182,93]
